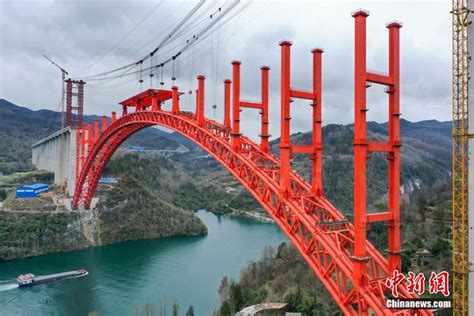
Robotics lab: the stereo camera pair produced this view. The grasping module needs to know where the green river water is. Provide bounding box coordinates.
[0,210,288,315]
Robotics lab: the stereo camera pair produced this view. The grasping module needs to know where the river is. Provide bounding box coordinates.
[0,210,288,315]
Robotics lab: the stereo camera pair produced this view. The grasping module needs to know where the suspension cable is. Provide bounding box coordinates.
[82,1,241,82]
[72,0,207,81]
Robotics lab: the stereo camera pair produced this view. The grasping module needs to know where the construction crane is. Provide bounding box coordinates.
[43,55,68,194]
[452,0,471,314]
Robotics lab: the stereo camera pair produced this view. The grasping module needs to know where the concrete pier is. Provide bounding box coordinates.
[32,127,78,196]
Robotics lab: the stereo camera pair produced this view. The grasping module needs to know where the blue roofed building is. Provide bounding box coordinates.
[16,183,49,198]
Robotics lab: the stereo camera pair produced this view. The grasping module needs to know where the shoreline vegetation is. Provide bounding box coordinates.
[0,156,272,263]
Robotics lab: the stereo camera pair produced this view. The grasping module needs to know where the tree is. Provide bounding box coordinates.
[172,302,180,316]
[284,287,303,310]
[431,238,450,258]
[230,282,245,311]
[185,305,194,316]
[220,300,232,316]
[218,276,230,303]
[276,242,287,258]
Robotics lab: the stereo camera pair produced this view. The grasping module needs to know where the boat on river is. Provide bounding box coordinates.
[17,269,88,288]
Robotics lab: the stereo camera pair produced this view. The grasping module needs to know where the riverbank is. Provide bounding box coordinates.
[228,209,275,223]
[0,156,208,262]
[0,210,288,315]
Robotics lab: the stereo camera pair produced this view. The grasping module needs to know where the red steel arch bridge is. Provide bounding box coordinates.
[35,10,432,316]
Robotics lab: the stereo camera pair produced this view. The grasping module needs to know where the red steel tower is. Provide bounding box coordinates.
[279,41,323,197]
[351,9,402,287]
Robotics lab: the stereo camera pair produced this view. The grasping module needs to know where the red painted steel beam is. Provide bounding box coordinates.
[172,86,180,114]
[151,95,160,111]
[367,142,392,152]
[366,71,393,86]
[75,128,81,182]
[81,125,86,171]
[292,144,313,154]
[223,79,231,128]
[290,89,315,100]
[231,61,242,151]
[260,66,270,153]
[197,75,205,126]
[312,48,323,196]
[87,122,93,155]
[94,119,100,142]
[352,8,370,290]
[387,20,402,274]
[240,101,262,109]
[102,116,107,133]
[366,212,393,223]
[279,41,292,197]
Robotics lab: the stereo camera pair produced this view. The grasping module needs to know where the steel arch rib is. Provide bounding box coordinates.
[73,110,431,315]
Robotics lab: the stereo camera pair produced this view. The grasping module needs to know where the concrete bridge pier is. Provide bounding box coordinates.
[32,127,78,196]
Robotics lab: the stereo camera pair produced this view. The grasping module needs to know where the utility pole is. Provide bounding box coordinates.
[43,55,68,195]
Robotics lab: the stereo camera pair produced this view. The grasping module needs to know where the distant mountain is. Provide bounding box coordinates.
[268,119,451,212]
[0,99,196,173]
[0,98,452,213]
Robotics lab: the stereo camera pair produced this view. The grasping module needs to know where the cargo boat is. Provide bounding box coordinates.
[17,269,88,288]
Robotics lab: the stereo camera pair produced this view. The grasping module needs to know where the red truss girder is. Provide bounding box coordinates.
[72,110,430,315]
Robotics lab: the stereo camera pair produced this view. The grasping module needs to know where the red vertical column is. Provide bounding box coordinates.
[387,21,402,274]
[102,116,107,133]
[136,100,143,112]
[94,119,100,142]
[231,61,241,151]
[352,9,369,288]
[87,122,93,155]
[172,86,180,114]
[197,75,205,126]
[75,128,81,180]
[260,66,270,153]
[279,41,292,197]
[195,89,199,115]
[122,105,128,116]
[111,111,117,123]
[151,96,159,111]
[81,125,86,170]
[312,48,323,196]
[223,79,232,128]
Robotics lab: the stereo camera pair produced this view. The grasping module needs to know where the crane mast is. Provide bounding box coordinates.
[452,0,471,314]
[43,55,68,194]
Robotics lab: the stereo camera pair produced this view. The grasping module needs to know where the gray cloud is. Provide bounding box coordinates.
[0,0,451,142]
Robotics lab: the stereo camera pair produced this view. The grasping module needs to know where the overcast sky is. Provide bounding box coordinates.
[0,0,451,140]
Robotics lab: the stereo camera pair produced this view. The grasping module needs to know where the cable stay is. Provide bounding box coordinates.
[149,53,154,87]
[77,0,241,82]
[72,0,207,81]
